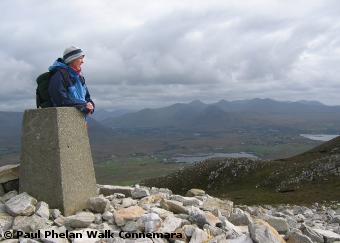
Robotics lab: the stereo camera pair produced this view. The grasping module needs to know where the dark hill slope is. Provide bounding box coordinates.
[176,105,251,132]
[141,136,340,205]
[215,98,340,113]
[101,102,207,128]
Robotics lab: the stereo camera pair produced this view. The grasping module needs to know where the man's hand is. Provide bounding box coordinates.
[86,102,94,115]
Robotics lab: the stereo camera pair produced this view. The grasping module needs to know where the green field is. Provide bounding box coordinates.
[94,155,184,185]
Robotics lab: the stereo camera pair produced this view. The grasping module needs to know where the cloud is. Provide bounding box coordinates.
[0,0,340,111]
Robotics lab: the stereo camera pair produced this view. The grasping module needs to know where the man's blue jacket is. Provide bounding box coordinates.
[48,58,95,115]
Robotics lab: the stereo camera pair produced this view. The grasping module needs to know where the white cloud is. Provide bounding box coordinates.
[0,0,340,111]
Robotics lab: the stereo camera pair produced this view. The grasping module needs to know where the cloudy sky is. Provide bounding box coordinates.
[1,0,340,112]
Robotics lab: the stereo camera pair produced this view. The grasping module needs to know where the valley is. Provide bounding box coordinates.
[90,127,323,186]
[0,98,338,194]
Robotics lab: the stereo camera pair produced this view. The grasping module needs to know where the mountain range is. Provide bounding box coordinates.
[100,98,340,133]
[1,98,340,167]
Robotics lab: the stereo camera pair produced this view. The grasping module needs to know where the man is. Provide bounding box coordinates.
[48,46,95,118]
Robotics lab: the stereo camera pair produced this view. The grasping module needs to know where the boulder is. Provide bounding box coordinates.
[0,213,14,232]
[266,215,290,234]
[140,213,162,232]
[300,224,324,243]
[12,214,49,232]
[287,230,313,243]
[186,188,206,197]
[160,199,189,214]
[99,185,134,197]
[313,229,340,243]
[161,214,182,232]
[121,197,137,208]
[132,187,150,199]
[189,227,209,243]
[227,208,253,226]
[35,201,50,220]
[114,205,146,226]
[86,197,110,213]
[248,219,285,243]
[2,191,18,202]
[5,192,37,216]
[219,216,243,237]
[64,211,95,228]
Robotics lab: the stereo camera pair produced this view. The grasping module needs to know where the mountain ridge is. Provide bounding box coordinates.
[100,98,340,132]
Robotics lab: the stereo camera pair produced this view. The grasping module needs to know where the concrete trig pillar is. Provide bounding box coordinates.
[20,107,97,216]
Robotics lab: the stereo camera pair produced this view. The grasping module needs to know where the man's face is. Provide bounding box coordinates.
[69,56,84,70]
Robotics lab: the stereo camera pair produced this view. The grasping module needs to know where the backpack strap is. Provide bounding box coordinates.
[55,68,71,88]
[52,68,73,100]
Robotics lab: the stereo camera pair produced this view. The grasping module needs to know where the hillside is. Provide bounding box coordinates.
[141,135,340,205]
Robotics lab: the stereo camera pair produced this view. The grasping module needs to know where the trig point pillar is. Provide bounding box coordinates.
[20,107,98,216]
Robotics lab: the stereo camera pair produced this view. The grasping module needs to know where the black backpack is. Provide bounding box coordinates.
[36,69,70,108]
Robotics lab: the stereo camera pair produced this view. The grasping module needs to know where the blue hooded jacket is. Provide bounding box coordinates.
[48,58,95,116]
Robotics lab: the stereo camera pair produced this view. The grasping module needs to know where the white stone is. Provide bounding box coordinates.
[227,208,253,226]
[314,229,340,243]
[0,203,6,213]
[122,220,138,232]
[265,216,290,234]
[5,192,37,217]
[64,211,95,228]
[189,228,209,243]
[160,199,188,214]
[49,209,61,219]
[161,214,182,232]
[1,191,18,202]
[219,217,243,237]
[286,231,313,243]
[86,197,110,213]
[0,213,14,231]
[121,198,137,208]
[35,201,49,220]
[132,187,150,199]
[140,213,162,232]
[248,219,285,243]
[99,185,134,197]
[225,234,253,243]
[183,224,199,237]
[102,210,114,223]
[12,214,49,232]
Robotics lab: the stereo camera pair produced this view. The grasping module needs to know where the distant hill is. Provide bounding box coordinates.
[296,100,325,106]
[100,98,340,132]
[100,102,208,128]
[141,135,340,205]
[176,105,248,132]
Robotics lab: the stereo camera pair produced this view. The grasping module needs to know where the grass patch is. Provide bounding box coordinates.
[94,155,184,186]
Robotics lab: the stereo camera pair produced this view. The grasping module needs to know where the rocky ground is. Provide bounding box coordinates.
[1,184,340,243]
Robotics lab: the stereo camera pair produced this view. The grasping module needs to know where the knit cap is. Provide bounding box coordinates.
[63,46,85,64]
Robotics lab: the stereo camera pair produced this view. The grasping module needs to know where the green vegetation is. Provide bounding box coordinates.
[94,155,184,185]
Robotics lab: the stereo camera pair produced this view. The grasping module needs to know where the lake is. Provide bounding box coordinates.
[171,152,257,163]
[300,134,339,141]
